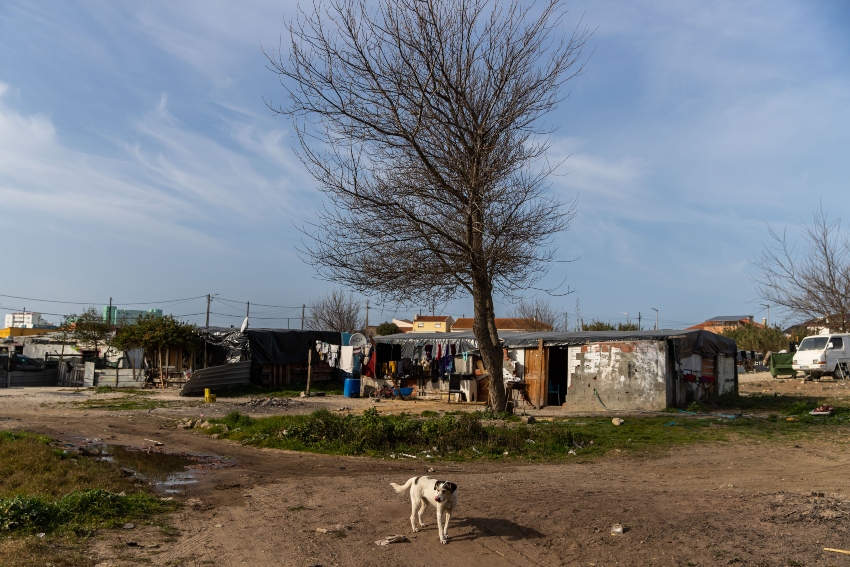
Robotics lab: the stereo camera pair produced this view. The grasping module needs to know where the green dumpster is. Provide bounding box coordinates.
[769,352,796,377]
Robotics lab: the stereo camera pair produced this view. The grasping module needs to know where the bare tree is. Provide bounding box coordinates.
[508,298,561,331]
[307,290,363,333]
[267,0,589,410]
[753,208,850,332]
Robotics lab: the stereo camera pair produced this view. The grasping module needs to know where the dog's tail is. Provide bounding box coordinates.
[390,477,416,494]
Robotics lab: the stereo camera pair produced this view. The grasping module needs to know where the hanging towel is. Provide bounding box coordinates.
[339,346,355,373]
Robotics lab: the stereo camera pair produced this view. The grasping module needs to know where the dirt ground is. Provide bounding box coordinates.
[2,375,850,567]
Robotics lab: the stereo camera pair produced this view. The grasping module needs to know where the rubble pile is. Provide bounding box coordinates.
[176,418,213,430]
[242,397,302,408]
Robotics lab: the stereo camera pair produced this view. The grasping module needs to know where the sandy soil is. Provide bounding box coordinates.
[2,380,850,567]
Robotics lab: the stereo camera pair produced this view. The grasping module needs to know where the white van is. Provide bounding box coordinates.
[792,334,850,378]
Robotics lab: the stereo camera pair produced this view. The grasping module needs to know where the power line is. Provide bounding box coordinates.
[0,293,207,306]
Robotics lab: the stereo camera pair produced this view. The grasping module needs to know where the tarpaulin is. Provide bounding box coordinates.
[244,329,341,366]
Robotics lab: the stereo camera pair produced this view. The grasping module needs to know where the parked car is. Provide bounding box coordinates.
[791,334,850,378]
[0,354,45,372]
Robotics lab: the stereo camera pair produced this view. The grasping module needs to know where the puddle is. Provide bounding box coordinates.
[72,441,234,494]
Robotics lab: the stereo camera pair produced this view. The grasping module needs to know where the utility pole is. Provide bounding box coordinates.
[301,304,305,330]
[638,312,642,331]
[108,297,112,326]
[246,302,250,328]
[365,300,370,330]
[205,294,211,327]
[651,308,658,331]
[564,313,568,332]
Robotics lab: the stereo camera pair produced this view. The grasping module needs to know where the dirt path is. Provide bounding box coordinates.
[2,386,850,566]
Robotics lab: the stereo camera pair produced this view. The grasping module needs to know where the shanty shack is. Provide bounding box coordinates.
[376,329,737,411]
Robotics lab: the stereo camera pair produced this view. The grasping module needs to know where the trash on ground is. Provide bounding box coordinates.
[375,534,408,545]
[810,405,834,416]
[316,524,349,534]
[612,418,624,426]
[610,523,624,535]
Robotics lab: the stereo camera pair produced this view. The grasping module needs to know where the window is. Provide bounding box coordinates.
[417,322,424,327]
[434,323,441,328]
[830,337,844,349]
[798,337,829,351]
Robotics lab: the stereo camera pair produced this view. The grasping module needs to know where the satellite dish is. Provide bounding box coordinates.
[349,333,366,347]
[240,317,249,333]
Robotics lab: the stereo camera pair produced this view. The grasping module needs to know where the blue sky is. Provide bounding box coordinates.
[1,0,848,330]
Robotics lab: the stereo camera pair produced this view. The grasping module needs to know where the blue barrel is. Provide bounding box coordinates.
[344,378,361,398]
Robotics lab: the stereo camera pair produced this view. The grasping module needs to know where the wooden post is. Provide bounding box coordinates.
[305,348,313,396]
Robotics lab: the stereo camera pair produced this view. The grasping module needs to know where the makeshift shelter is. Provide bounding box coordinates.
[197,328,342,386]
[376,329,737,411]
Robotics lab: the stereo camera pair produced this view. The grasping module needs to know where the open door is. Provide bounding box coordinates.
[524,339,548,408]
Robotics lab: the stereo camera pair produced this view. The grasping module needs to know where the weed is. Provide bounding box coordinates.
[288,505,306,512]
[420,410,439,417]
[205,402,850,461]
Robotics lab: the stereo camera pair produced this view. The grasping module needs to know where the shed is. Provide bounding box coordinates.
[376,329,737,411]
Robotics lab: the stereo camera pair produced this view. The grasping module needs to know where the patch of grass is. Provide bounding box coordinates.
[0,489,174,535]
[288,505,306,512]
[420,410,439,417]
[214,380,345,398]
[0,533,90,567]
[0,430,178,563]
[71,396,198,411]
[204,400,850,461]
[94,386,153,395]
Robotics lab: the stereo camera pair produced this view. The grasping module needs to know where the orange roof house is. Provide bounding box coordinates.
[451,317,553,332]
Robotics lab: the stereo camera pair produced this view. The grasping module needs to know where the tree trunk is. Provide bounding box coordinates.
[471,275,506,411]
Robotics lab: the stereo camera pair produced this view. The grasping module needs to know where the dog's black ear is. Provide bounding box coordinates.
[434,481,441,491]
[447,482,457,493]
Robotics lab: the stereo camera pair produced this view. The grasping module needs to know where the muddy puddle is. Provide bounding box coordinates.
[68,440,234,494]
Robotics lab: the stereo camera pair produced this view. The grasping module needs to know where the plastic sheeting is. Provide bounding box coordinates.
[198,328,342,366]
[376,329,737,359]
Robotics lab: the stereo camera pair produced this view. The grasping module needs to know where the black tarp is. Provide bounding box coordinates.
[376,329,737,358]
[198,328,342,385]
[244,329,341,366]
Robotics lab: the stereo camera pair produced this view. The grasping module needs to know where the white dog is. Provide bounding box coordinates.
[390,476,458,544]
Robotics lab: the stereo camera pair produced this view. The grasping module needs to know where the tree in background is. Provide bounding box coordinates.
[720,323,787,355]
[376,322,401,336]
[68,307,112,357]
[111,315,200,381]
[306,291,363,333]
[268,0,589,411]
[753,207,850,332]
[581,319,640,331]
[508,298,563,331]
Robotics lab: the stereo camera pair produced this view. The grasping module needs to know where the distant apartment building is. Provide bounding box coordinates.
[103,307,163,325]
[4,311,55,329]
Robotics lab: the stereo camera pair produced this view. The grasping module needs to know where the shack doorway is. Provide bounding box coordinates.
[547,346,569,407]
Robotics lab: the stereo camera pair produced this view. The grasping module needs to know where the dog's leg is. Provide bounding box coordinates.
[409,493,419,532]
[417,498,428,528]
[437,506,446,544]
[443,509,452,542]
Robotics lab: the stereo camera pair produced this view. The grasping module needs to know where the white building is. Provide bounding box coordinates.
[4,311,55,329]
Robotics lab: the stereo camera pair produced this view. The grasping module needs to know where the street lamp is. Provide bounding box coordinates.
[651,308,658,331]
